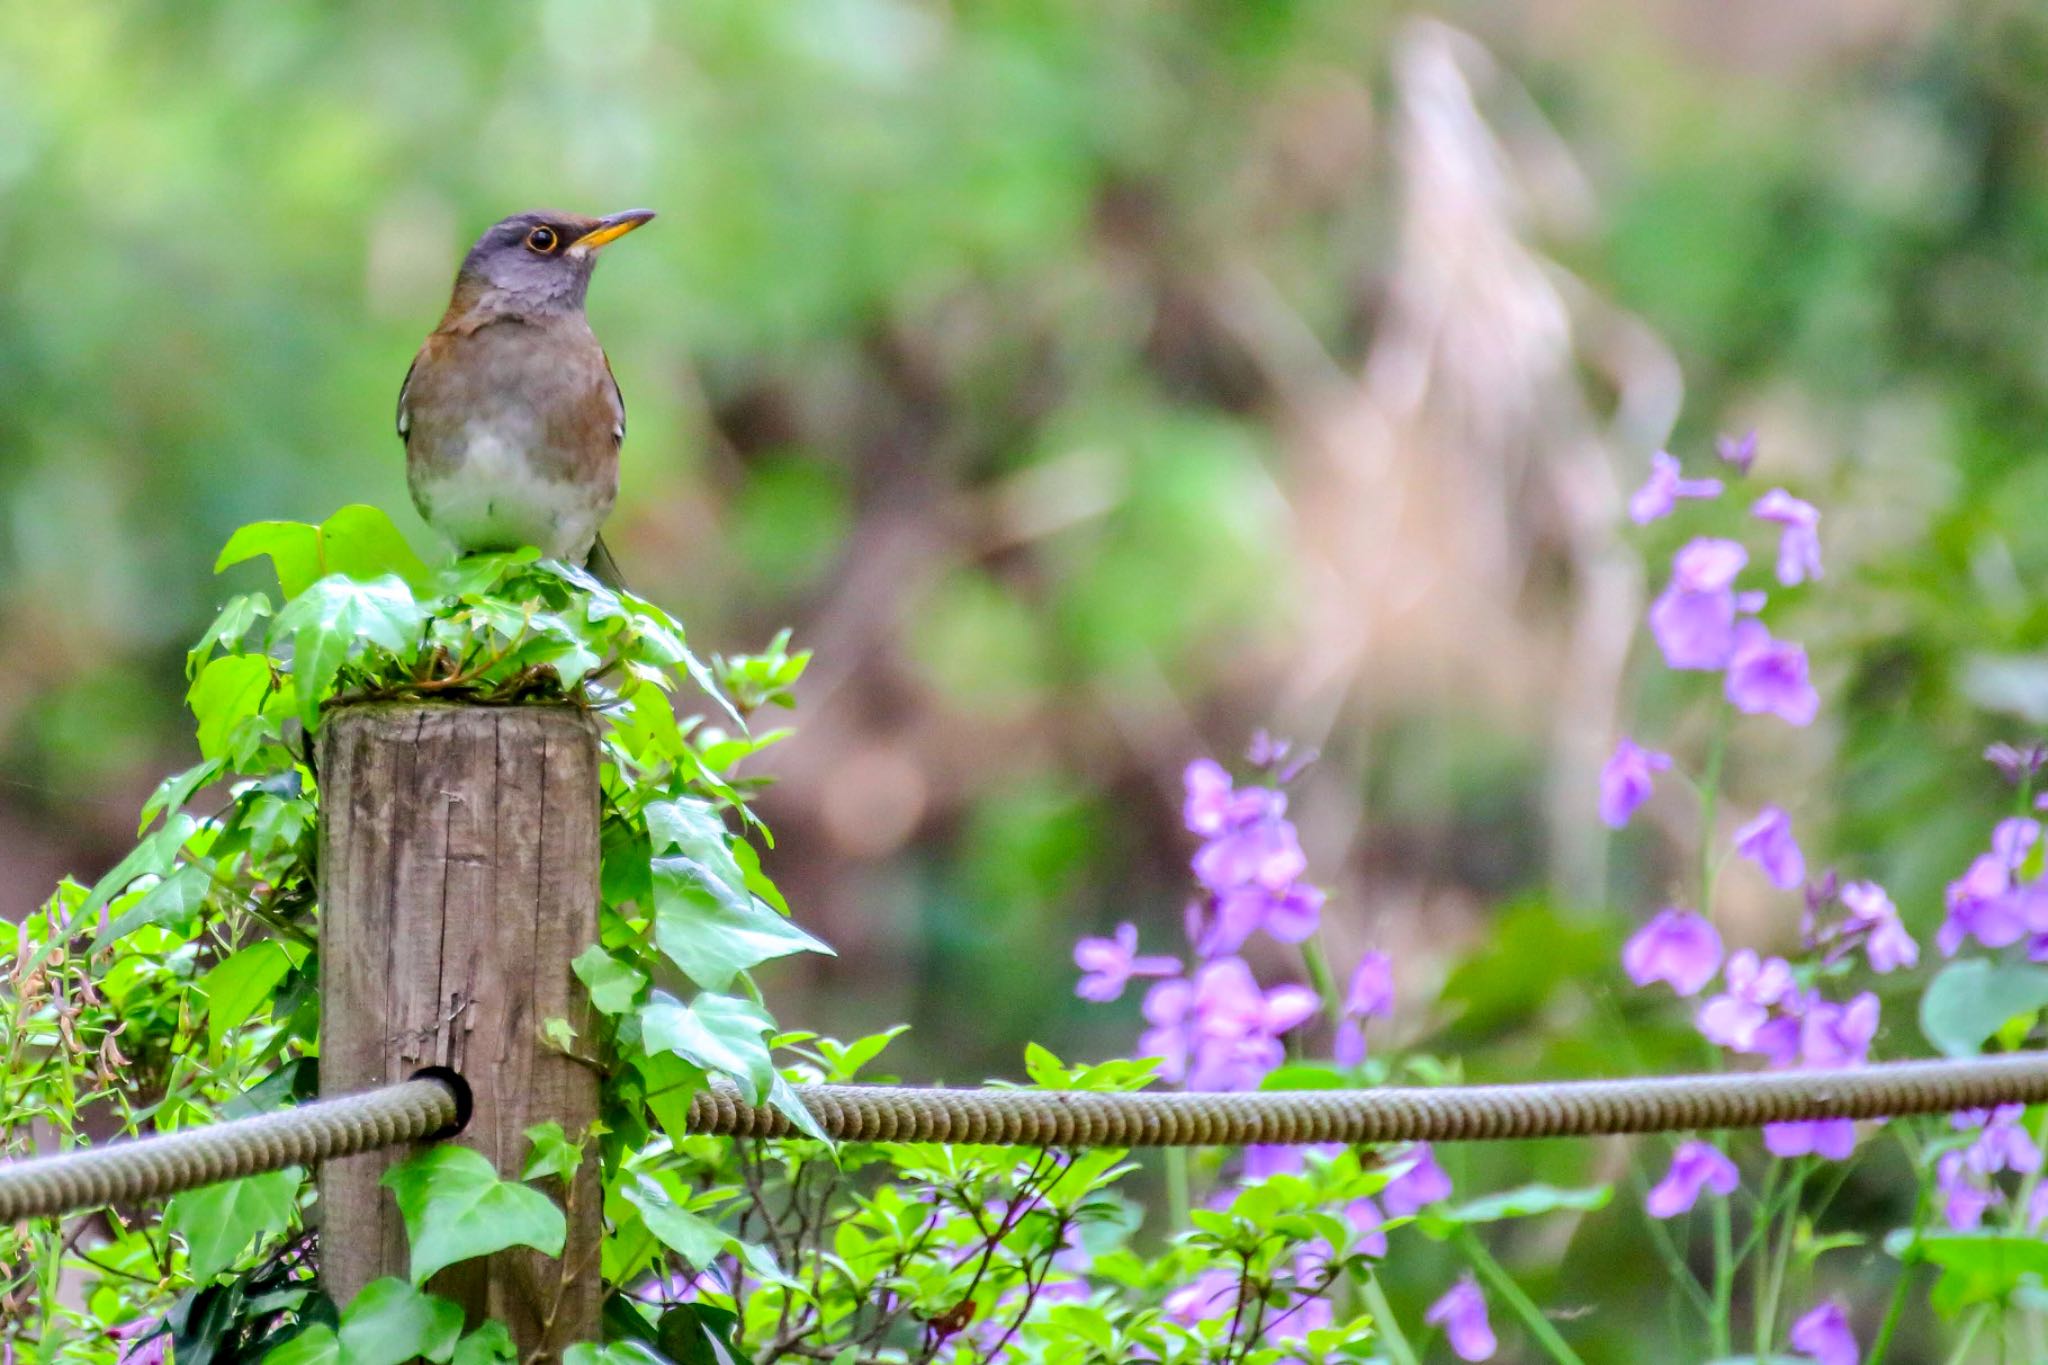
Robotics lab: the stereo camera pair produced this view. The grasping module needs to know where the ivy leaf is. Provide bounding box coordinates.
[640,992,775,1103]
[188,592,273,678]
[768,1072,831,1144]
[563,1344,670,1365]
[199,940,296,1049]
[189,656,277,763]
[645,798,829,990]
[572,944,648,1016]
[93,861,211,953]
[522,1122,584,1185]
[1887,1229,2048,1314]
[337,1278,465,1365]
[1921,959,2048,1057]
[273,573,426,722]
[140,759,225,836]
[450,1322,517,1365]
[217,521,323,598]
[262,1324,340,1365]
[379,1146,567,1285]
[80,813,196,925]
[167,1167,302,1282]
[620,1175,727,1265]
[316,504,435,591]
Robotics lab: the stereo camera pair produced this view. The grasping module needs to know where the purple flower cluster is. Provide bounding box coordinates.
[1934,1105,2045,1231]
[1628,440,1824,726]
[1076,749,1393,1090]
[1936,816,2048,958]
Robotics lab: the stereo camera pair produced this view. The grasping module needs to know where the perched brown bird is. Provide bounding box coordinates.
[398,208,655,582]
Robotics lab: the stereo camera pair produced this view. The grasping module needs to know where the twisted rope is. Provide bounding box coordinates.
[8,1056,2048,1221]
[0,1077,458,1223]
[690,1053,2048,1147]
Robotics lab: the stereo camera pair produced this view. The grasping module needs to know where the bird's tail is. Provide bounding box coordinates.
[585,534,629,592]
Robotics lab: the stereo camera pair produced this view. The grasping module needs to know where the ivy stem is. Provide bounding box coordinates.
[1359,1270,1420,1365]
[1453,1227,1585,1365]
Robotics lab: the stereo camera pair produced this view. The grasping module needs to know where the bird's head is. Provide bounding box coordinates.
[447,208,656,319]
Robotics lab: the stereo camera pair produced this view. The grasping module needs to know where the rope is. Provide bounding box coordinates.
[689,1053,2048,1148]
[8,1055,2048,1221]
[0,1077,458,1223]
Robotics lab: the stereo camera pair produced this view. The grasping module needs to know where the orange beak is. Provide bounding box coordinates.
[571,208,657,253]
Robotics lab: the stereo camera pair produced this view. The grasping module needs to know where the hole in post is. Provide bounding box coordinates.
[410,1066,473,1139]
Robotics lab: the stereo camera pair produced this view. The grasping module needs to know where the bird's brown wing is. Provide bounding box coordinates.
[601,349,625,445]
[395,350,421,442]
[585,349,629,589]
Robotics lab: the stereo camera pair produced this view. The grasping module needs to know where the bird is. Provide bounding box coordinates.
[398,207,655,584]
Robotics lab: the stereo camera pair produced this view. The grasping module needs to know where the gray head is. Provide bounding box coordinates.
[447,208,656,319]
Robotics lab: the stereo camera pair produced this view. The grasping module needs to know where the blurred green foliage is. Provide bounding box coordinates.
[11,1,2048,1355]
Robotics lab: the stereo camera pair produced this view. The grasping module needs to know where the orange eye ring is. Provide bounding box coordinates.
[525,225,559,254]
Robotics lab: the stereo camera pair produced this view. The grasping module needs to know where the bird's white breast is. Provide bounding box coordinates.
[411,414,608,562]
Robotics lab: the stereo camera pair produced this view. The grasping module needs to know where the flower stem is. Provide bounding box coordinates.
[1163,1144,1191,1235]
[1866,1148,1934,1365]
[1302,933,1344,1031]
[1753,1159,1807,1360]
[1360,1270,1420,1365]
[1453,1227,1586,1365]
[1696,705,1732,916]
[1710,1188,1734,1359]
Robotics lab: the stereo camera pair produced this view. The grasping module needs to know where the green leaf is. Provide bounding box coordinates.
[337,1278,465,1365]
[93,861,211,953]
[218,521,323,597]
[767,1072,831,1144]
[380,1146,567,1285]
[1424,1183,1612,1230]
[640,992,775,1103]
[572,944,648,1016]
[272,573,426,722]
[167,1167,302,1281]
[140,759,225,835]
[1920,959,2048,1057]
[646,798,829,990]
[1889,1230,2048,1314]
[450,1322,516,1365]
[80,813,197,924]
[199,940,296,1048]
[317,504,434,591]
[189,655,279,763]
[620,1175,727,1265]
[522,1122,583,1185]
[188,593,273,678]
[262,1325,340,1365]
[563,1344,670,1365]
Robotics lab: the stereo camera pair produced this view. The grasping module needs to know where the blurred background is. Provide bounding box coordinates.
[7,1,2048,1354]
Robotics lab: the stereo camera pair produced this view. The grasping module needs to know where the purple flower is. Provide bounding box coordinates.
[1200,881,1324,956]
[1763,1118,1858,1160]
[1752,489,1823,586]
[1937,1150,1998,1231]
[1645,1140,1740,1218]
[1074,924,1180,1002]
[1345,1196,1389,1257]
[1987,741,2048,787]
[1788,1300,1858,1365]
[1648,539,1749,670]
[1164,1268,1240,1324]
[1600,738,1671,829]
[1716,430,1758,475]
[1382,1143,1454,1215]
[1141,959,1318,1091]
[2029,1182,2048,1233]
[1630,450,1724,525]
[1623,908,1723,996]
[110,1322,166,1365]
[1995,817,2041,868]
[1965,1109,2041,1177]
[1334,950,1395,1065]
[1192,812,1306,896]
[1183,759,1235,837]
[1724,622,1820,726]
[1696,950,1795,1054]
[1800,992,1879,1068]
[1840,881,1918,972]
[1940,853,2027,956]
[1425,1276,1497,1362]
[1734,806,1805,889]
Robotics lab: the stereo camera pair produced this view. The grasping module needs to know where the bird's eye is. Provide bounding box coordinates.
[525,225,559,253]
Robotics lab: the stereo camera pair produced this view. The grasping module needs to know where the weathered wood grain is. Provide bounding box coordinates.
[319,702,601,1354]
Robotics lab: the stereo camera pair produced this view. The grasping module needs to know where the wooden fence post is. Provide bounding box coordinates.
[318,702,602,1354]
